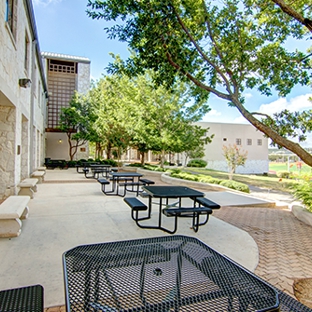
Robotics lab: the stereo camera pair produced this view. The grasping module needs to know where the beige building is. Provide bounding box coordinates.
[0,0,48,199]
[194,122,269,174]
[121,122,269,174]
[41,52,91,161]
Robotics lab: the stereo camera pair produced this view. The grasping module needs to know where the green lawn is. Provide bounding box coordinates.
[269,162,312,174]
[183,167,297,192]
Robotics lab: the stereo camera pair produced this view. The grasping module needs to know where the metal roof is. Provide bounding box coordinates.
[41,52,91,63]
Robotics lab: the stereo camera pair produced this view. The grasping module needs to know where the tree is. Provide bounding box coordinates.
[89,70,212,167]
[87,0,312,166]
[222,144,248,180]
[58,93,95,161]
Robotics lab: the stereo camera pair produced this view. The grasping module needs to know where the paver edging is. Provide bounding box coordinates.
[291,205,312,227]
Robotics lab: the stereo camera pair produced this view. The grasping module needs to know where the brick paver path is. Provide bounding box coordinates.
[213,206,312,296]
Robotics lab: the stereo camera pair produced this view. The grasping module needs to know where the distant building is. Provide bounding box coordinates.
[0,0,48,199]
[41,52,91,161]
[194,122,269,174]
[121,122,269,174]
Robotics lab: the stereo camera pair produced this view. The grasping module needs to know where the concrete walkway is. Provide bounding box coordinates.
[0,168,294,309]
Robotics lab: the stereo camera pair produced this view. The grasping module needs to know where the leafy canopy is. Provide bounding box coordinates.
[87,0,312,166]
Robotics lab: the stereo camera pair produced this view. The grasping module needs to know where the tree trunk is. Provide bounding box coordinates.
[140,151,145,165]
[231,96,312,167]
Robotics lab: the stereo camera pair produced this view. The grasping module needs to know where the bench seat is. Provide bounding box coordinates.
[36,166,46,172]
[139,178,155,186]
[18,178,38,198]
[31,171,45,183]
[162,206,213,233]
[0,195,30,237]
[118,181,144,196]
[193,197,221,209]
[124,197,149,223]
[124,197,148,211]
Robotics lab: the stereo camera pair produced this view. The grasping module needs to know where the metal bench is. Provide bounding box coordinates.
[139,178,155,186]
[162,206,213,233]
[0,284,44,312]
[118,181,144,196]
[124,197,150,224]
[193,197,221,209]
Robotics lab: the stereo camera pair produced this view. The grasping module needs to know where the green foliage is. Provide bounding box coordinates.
[127,163,144,167]
[59,92,96,161]
[101,159,118,166]
[222,144,248,180]
[66,160,77,168]
[87,0,312,166]
[143,164,167,172]
[77,159,88,165]
[291,182,312,212]
[219,180,250,193]
[170,171,222,184]
[187,159,207,168]
[277,171,290,179]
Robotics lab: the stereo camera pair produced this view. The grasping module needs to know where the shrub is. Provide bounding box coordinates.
[101,159,118,167]
[291,181,312,212]
[77,159,87,165]
[277,171,290,179]
[197,175,221,184]
[187,159,207,168]
[143,164,166,172]
[127,163,143,167]
[219,180,250,193]
[66,160,77,167]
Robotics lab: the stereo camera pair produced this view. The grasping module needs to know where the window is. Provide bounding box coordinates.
[223,138,227,141]
[25,34,30,73]
[247,139,252,145]
[5,0,16,39]
[236,138,241,145]
[257,139,262,146]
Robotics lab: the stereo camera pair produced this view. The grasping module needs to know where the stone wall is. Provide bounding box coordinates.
[0,106,16,198]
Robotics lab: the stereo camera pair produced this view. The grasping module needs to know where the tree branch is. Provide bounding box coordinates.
[169,3,234,96]
[271,0,312,32]
[164,48,231,101]
[232,96,312,166]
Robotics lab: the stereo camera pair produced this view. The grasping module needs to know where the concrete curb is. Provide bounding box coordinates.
[291,205,312,227]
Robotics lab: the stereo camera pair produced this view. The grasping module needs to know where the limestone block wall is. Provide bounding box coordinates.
[0,106,16,197]
[0,0,48,199]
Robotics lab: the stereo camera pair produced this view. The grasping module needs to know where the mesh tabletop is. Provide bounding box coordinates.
[0,284,43,312]
[143,186,204,198]
[63,235,279,311]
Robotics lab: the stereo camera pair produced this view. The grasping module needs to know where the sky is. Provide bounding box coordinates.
[32,0,312,145]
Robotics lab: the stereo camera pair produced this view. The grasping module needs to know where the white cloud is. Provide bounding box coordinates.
[206,109,221,117]
[33,0,62,6]
[259,93,312,115]
[243,92,253,99]
[233,116,248,124]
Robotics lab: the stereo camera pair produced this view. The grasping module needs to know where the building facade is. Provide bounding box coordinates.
[121,122,269,174]
[41,52,91,161]
[194,122,269,174]
[0,0,48,199]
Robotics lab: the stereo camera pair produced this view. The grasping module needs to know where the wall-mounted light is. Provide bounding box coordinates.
[19,78,32,88]
[58,139,62,144]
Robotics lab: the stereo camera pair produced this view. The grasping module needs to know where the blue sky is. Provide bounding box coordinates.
[33,0,312,145]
